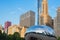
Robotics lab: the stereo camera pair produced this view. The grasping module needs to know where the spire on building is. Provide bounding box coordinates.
[43,0,47,1]
[42,0,48,15]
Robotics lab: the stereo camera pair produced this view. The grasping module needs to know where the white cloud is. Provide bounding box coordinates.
[18,8,22,10]
[17,8,25,11]
[51,6,57,10]
[48,6,57,13]
[9,7,22,14]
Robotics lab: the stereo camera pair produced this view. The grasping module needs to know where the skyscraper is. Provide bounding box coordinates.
[54,7,60,37]
[37,0,42,25]
[20,10,35,27]
[39,0,53,28]
[20,10,35,38]
[4,21,11,33]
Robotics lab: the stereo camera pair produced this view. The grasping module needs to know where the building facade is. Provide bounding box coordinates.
[8,25,20,35]
[20,10,35,27]
[54,7,60,37]
[20,26,27,38]
[4,21,11,33]
[0,25,3,31]
[39,0,53,28]
[0,25,4,33]
[20,10,35,38]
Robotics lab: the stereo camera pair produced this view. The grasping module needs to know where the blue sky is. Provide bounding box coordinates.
[0,0,60,27]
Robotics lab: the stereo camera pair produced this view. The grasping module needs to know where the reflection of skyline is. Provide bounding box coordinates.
[0,0,60,27]
[26,25,55,35]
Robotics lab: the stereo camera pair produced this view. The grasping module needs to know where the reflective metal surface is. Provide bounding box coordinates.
[25,25,55,36]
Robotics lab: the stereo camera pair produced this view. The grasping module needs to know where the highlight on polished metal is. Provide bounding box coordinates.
[25,25,57,40]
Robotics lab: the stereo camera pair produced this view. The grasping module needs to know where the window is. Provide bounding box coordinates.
[40,17,44,25]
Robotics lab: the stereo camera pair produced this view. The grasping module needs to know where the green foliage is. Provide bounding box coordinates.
[12,32,21,40]
[58,37,60,40]
[8,34,13,40]
[0,30,3,40]
[20,38,25,40]
[0,30,2,34]
[0,31,25,40]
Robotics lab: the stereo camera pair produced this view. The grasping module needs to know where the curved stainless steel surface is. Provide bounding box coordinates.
[25,25,55,36]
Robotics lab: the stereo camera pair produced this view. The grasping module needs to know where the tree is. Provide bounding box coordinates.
[2,32,8,40]
[0,30,2,34]
[58,37,60,40]
[8,34,13,40]
[20,38,25,40]
[12,32,20,40]
[0,31,25,40]
[0,30,2,40]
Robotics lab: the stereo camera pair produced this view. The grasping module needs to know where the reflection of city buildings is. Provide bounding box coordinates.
[54,7,60,37]
[8,25,20,35]
[4,21,11,33]
[25,25,57,40]
[39,0,53,28]
[0,25,4,33]
[20,10,35,27]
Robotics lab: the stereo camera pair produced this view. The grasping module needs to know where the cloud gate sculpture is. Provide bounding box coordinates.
[25,25,57,40]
